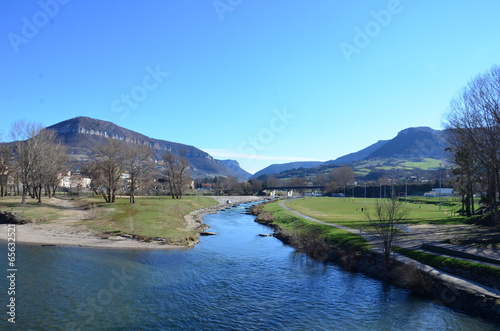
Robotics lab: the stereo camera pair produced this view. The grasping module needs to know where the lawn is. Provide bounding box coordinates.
[263,201,371,250]
[86,196,219,243]
[284,197,464,230]
[401,158,442,170]
[0,196,69,222]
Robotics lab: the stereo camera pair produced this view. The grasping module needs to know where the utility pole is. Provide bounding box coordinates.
[405,176,408,202]
[439,162,442,210]
[364,182,367,206]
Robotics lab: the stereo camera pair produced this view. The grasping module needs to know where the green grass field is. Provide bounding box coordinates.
[0,196,68,222]
[86,196,218,243]
[284,197,464,230]
[401,158,442,170]
[263,201,371,250]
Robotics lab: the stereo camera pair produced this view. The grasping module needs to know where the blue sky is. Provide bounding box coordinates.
[1,0,500,174]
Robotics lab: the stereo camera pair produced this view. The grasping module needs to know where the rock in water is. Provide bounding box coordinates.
[200,231,218,236]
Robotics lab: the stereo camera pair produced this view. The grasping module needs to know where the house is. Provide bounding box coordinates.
[424,188,454,197]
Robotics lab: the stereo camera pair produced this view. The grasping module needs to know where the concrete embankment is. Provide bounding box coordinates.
[251,201,500,324]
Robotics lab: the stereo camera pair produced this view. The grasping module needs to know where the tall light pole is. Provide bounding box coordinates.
[405,176,408,202]
[364,182,367,206]
[439,162,442,210]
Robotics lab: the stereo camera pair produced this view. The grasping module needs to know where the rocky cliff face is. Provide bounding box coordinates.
[46,117,249,180]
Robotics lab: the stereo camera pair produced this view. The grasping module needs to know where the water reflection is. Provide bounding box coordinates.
[0,203,498,330]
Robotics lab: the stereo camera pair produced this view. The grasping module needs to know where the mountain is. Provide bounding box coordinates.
[46,117,251,180]
[366,127,447,159]
[216,159,251,181]
[328,140,388,164]
[250,161,324,179]
[252,126,449,178]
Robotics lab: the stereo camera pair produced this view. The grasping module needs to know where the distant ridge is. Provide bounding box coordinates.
[252,126,448,178]
[46,117,251,180]
[328,140,388,165]
[367,127,447,159]
[250,161,324,179]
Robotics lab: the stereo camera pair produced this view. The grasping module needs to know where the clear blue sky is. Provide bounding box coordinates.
[1,0,500,174]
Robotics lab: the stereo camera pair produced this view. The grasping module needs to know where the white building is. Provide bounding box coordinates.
[424,188,454,197]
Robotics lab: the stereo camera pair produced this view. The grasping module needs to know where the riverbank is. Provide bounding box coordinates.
[253,199,500,324]
[0,196,262,249]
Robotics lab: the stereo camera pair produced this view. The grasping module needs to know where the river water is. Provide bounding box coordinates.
[1,203,498,330]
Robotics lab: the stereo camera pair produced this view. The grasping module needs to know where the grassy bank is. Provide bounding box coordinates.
[0,195,219,245]
[0,196,69,222]
[393,246,500,287]
[393,247,500,282]
[256,199,500,323]
[84,196,218,244]
[261,201,370,252]
[258,201,435,291]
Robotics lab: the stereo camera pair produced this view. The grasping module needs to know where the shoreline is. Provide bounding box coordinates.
[0,196,263,250]
[253,201,500,324]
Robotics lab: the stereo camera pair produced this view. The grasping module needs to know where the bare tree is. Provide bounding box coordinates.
[290,176,307,195]
[91,139,126,203]
[444,65,500,224]
[81,161,108,201]
[265,176,280,188]
[123,144,154,203]
[10,121,45,204]
[9,122,67,203]
[321,166,355,195]
[0,144,12,197]
[163,150,190,199]
[330,166,355,188]
[365,197,410,263]
[43,142,68,198]
[446,143,479,217]
[215,176,241,195]
[28,129,67,203]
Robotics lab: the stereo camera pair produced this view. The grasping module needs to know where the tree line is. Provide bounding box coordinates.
[0,120,192,204]
[2,121,68,204]
[78,139,192,203]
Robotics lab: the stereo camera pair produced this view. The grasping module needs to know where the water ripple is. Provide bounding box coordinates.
[1,203,498,330]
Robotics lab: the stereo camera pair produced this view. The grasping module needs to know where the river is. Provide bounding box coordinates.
[0,202,498,330]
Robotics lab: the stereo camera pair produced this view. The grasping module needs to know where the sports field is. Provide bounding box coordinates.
[284,197,463,229]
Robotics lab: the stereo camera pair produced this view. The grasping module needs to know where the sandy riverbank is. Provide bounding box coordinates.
[0,196,263,249]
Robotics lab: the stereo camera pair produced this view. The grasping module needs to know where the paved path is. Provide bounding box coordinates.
[279,200,500,299]
[280,200,500,263]
[279,201,381,248]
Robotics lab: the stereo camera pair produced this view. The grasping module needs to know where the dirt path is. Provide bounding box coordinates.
[0,197,179,249]
[0,196,263,249]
